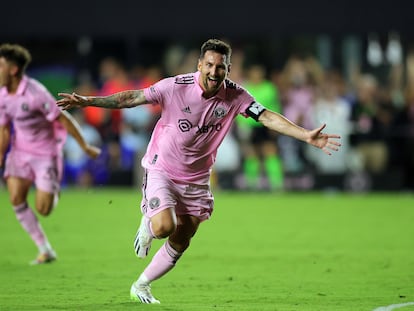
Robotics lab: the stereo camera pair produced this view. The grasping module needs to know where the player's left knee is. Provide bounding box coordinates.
[151,221,176,238]
[36,204,53,216]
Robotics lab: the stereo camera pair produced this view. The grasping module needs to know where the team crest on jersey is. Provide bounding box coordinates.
[21,103,29,111]
[214,106,227,119]
[149,197,161,209]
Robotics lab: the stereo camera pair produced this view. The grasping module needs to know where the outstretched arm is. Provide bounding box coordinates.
[58,111,101,159]
[258,110,341,155]
[56,90,148,110]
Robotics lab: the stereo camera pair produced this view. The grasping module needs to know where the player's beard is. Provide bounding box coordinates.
[202,76,222,97]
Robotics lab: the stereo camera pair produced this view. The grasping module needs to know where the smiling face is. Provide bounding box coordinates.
[197,50,231,98]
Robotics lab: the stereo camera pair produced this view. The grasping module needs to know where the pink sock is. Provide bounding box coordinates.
[142,241,183,282]
[13,202,48,250]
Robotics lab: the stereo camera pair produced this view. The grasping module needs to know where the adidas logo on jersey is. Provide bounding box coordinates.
[182,106,191,113]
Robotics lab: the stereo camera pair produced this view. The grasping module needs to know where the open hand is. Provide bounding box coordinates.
[57,93,91,110]
[306,124,341,155]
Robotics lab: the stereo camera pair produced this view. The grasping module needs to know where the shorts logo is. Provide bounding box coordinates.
[178,119,193,132]
[149,197,161,209]
[214,106,227,118]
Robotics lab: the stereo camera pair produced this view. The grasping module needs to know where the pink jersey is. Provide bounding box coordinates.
[142,71,254,183]
[0,76,67,156]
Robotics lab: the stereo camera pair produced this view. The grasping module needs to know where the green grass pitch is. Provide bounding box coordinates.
[1,188,414,311]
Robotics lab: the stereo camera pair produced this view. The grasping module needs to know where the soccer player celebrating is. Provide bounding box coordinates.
[57,39,341,303]
[0,44,101,264]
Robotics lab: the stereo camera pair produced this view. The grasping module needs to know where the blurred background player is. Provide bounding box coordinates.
[0,43,101,264]
[62,108,103,187]
[236,63,284,190]
[277,56,317,174]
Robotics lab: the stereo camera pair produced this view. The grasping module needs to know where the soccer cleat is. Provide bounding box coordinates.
[30,250,57,265]
[130,282,160,304]
[133,216,153,258]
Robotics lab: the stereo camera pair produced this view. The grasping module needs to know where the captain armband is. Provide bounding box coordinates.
[245,101,266,121]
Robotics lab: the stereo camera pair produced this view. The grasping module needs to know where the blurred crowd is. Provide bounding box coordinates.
[30,38,414,191]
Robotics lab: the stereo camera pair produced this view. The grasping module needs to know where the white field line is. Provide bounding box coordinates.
[373,302,414,311]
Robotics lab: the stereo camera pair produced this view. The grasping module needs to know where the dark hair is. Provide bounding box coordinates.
[200,39,232,64]
[0,43,32,76]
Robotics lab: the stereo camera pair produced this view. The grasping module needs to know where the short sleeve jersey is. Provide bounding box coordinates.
[142,71,255,183]
[0,76,66,156]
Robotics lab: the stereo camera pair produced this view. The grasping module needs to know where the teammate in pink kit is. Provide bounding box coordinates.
[0,44,101,265]
[57,39,341,303]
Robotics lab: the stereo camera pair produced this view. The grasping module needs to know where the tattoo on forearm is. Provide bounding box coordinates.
[91,90,145,108]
